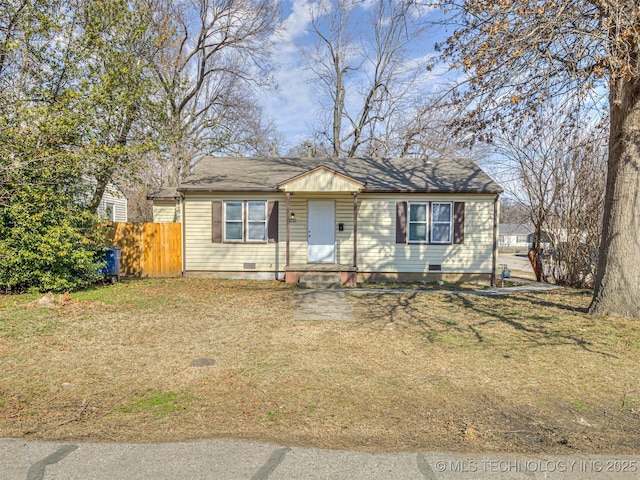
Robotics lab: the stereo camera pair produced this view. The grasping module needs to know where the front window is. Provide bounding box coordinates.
[224,201,244,241]
[408,203,428,242]
[247,201,267,241]
[224,201,267,242]
[431,202,452,243]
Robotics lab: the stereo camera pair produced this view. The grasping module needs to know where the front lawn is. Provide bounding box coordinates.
[0,278,639,454]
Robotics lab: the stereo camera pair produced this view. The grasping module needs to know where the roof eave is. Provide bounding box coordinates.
[361,188,503,194]
[177,186,279,193]
[177,187,503,195]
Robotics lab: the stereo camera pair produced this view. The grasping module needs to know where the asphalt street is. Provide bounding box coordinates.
[2,438,640,480]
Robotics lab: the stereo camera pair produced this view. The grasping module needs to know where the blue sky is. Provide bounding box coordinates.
[262,0,319,146]
[261,0,447,149]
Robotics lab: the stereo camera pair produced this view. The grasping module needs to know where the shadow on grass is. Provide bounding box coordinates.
[350,289,618,358]
[503,289,593,314]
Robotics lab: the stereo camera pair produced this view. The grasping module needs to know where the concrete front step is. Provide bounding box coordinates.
[298,272,342,289]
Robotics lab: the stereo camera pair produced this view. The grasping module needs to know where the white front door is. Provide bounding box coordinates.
[308,200,335,263]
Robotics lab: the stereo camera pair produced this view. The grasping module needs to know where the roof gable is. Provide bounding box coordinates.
[279,166,365,192]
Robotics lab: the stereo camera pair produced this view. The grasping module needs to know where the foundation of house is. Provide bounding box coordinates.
[285,264,357,288]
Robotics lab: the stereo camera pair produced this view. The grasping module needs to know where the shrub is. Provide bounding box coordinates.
[0,187,107,293]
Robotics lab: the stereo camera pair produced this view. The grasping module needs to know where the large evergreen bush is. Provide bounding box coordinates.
[0,187,106,293]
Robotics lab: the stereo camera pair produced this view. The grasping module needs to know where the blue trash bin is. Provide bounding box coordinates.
[100,246,121,282]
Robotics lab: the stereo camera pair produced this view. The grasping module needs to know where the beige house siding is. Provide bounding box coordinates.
[153,200,181,223]
[98,185,128,222]
[281,168,364,192]
[286,194,356,266]
[184,194,285,274]
[357,194,495,275]
[182,192,496,277]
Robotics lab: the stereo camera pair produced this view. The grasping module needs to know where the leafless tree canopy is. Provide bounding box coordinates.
[146,0,280,185]
[434,0,637,128]
[304,0,471,158]
[437,0,640,317]
[491,106,607,286]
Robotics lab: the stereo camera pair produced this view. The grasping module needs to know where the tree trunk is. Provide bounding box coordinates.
[528,246,544,283]
[589,77,640,317]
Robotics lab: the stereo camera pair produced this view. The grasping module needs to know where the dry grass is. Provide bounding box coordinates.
[1,278,640,454]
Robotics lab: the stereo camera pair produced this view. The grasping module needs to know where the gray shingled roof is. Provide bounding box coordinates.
[178,156,503,194]
[147,187,180,200]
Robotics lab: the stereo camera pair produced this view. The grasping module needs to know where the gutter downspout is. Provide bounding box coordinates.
[491,193,500,287]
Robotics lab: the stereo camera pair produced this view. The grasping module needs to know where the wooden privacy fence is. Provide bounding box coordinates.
[106,222,182,278]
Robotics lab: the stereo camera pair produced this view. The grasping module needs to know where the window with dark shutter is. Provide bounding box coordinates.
[409,202,429,243]
[430,202,452,244]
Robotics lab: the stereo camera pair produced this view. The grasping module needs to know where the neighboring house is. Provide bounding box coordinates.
[96,183,128,222]
[498,223,552,250]
[498,223,534,249]
[147,187,181,223]
[148,156,503,286]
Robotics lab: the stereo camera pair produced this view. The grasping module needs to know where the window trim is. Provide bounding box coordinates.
[223,201,245,243]
[430,201,453,244]
[408,202,429,243]
[246,201,268,243]
[223,200,269,244]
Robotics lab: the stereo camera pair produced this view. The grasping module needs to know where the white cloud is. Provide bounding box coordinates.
[262,1,322,145]
[274,0,316,44]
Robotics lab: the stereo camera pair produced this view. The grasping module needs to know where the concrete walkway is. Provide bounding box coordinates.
[294,290,356,321]
[2,438,639,479]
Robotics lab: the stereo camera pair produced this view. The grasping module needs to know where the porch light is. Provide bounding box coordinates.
[289,212,296,222]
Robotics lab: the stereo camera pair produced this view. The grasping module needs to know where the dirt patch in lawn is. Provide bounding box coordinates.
[1,279,640,454]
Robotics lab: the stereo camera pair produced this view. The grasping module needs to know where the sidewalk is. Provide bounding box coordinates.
[2,437,639,480]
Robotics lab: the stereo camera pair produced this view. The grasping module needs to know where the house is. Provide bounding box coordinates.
[147,187,180,223]
[96,183,128,222]
[148,156,503,286]
[498,223,534,249]
[498,223,552,251]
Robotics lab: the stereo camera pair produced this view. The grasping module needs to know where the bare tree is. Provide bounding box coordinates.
[498,197,528,224]
[148,0,280,184]
[305,0,432,157]
[546,135,606,288]
[491,106,607,286]
[437,0,640,317]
